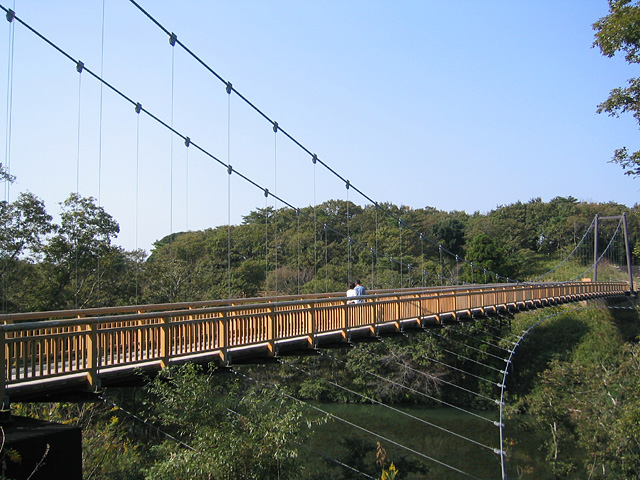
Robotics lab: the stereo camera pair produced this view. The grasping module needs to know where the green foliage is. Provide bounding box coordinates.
[509,303,640,478]
[12,400,147,480]
[464,233,509,280]
[593,0,640,177]
[142,363,313,480]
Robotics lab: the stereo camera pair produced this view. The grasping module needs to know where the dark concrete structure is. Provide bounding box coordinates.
[2,416,82,480]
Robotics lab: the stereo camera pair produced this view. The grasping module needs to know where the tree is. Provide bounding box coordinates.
[42,193,122,309]
[464,233,510,280]
[0,192,53,263]
[0,192,54,312]
[142,363,313,480]
[593,0,640,177]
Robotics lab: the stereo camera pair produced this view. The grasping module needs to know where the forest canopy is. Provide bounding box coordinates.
[0,171,636,314]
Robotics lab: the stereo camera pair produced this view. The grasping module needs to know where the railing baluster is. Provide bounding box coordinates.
[160,316,170,369]
[86,323,99,391]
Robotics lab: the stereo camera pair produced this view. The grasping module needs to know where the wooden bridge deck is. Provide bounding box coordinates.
[0,281,627,404]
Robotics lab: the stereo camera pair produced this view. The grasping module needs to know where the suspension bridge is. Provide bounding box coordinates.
[0,3,637,480]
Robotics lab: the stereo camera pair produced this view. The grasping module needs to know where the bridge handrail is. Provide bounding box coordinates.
[0,281,614,324]
[0,281,627,406]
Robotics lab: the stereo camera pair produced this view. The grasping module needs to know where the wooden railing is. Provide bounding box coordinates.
[0,281,627,405]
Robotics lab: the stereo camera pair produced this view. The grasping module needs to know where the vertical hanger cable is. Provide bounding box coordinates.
[95,0,106,306]
[226,83,232,300]
[74,62,83,309]
[135,109,140,303]
[273,122,278,296]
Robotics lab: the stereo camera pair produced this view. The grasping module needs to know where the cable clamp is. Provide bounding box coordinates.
[323,223,328,232]
[184,137,190,147]
[169,32,177,46]
[493,448,506,456]
[76,60,84,73]
[345,179,350,190]
[493,421,505,428]
[227,165,233,175]
[226,81,232,94]
[263,188,269,198]
[272,121,278,133]
[311,153,317,164]
[6,9,15,22]
[135,102,142,114]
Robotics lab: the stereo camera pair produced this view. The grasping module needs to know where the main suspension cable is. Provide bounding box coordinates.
[124,0,516,285]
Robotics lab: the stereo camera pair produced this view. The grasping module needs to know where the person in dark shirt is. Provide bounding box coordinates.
[354,280,366,302]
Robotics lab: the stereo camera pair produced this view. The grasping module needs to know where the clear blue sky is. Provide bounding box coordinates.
[1,1,638,253]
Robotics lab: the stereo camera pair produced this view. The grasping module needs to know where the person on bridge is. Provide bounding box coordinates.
[347,282,357,304]
[354,280,366,302]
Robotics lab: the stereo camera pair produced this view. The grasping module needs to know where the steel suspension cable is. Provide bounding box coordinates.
[98,395,196,451]
[347,180,351,284]
[124,0,515,285]
[169,32,175,243]
[278,358,497,453]
[3,5,14,203]
[399,219,403,288]
[265,191,269,292]
[421,234,425,287]
[375,203,378,288]
[273,123,278,296]
[224,403,378,480]
[429,330,509,363]
[0,4,494,289]
[185,137,189,233]
[313,155,317,294]
[231,368,485,480]
[73,63,85,308]
[372,339,501,401]
[426,342,506,376]
[95,0,106,306]
[297,208,301,295]
[529,216,596,282]
[227,83,232,300]
[450,327,512,354]
[316,349,498,425]
[496,301,638,480]
[135,108,140,302]
[574,217,623,281]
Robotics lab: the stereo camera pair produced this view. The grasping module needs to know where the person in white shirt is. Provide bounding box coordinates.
[346,282,357,304]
